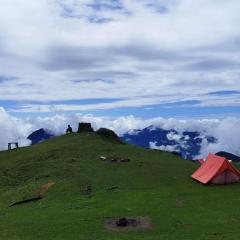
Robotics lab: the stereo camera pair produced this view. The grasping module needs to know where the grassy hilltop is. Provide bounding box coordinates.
[0,133,240,240]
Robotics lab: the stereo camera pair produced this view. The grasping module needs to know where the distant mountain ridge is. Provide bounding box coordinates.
[121,125,216,160]
[27,126,240,162]
[27,128,54,145]
[216,151,240,162]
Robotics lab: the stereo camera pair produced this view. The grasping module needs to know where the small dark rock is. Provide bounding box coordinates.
[120,158,130,163]
[71,158,77,162]
[82,185,92,195]
[111,158,118,163]
[101,156,130,164]
[107,186,119,191]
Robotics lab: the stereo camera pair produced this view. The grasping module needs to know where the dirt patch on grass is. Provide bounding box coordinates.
[105,216,151,231]
[33,182,55,197]
[175,198,185,207]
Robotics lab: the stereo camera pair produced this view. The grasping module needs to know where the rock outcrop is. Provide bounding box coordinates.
[77,122,94,133]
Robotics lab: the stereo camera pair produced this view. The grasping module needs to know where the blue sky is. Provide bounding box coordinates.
[0,0,240,119]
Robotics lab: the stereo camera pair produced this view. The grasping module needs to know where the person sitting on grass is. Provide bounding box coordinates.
[66,124,73,134]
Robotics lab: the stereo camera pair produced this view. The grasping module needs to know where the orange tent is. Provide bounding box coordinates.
[192,154,240,184]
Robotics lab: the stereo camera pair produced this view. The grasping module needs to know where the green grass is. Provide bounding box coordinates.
[0,133,240,240]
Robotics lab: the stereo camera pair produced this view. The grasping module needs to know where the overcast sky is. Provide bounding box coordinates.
[0,0,239,118]
[0,1,240,156]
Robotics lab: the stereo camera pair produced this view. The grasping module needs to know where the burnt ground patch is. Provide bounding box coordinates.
[105,216,151,231]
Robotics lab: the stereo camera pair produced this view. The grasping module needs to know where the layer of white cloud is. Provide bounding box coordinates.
[0,109,240,160]
[196,118,240,159]
[149,141,179,152]
[0,0,240,111]
[0,108,32,149]
[167,132,182,141]
[7,92,240,113]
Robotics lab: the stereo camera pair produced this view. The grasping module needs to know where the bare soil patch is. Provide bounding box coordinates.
[33,182,55,197]
[175,198,185,207]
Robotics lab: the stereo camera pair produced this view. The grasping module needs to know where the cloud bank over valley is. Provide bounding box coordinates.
[1,108,240,159]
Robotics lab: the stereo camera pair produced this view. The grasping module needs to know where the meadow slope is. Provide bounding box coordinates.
[0,133,240,240]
